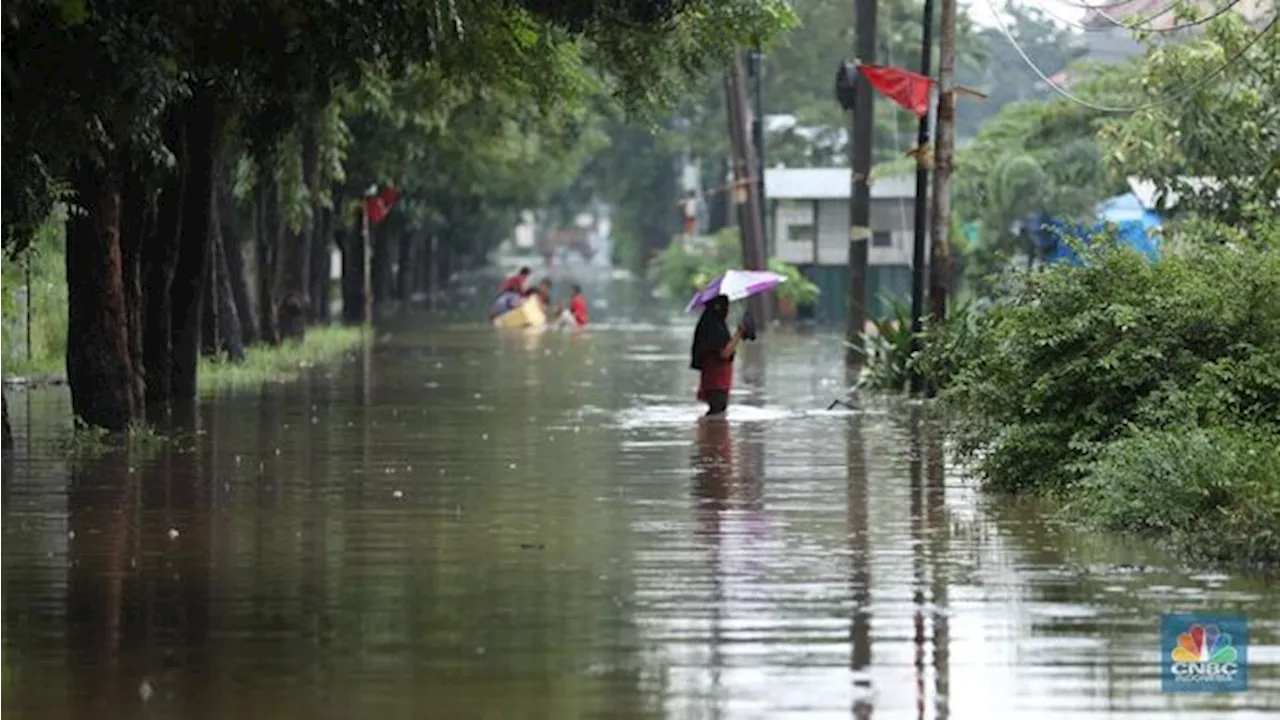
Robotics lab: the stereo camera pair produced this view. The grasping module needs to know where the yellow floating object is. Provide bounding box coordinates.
[492,296,547,329]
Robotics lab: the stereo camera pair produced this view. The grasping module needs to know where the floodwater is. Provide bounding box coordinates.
[3,269,1278,719]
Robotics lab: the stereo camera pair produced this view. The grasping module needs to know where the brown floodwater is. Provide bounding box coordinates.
[3,269,1278,719]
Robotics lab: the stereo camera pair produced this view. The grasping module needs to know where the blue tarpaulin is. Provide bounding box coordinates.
[1031,192,1163,265]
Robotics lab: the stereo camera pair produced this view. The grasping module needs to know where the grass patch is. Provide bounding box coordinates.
[55,422,171,461]
[199,325,366,392]
[3,209,68,381]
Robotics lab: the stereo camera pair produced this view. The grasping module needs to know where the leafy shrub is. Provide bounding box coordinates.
[861,297,980,395]
[1068,426,1280,567]
[940,231,1280,495]
[648,228,819,307]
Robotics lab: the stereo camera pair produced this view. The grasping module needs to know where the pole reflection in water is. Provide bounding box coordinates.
[847,414,873,720]
[926,418,951,720]
[909,406,926,720]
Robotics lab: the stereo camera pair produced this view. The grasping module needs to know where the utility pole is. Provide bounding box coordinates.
[750,47,768,255]
[929,0,956,340]
[847,0,877,369]
[909,0,937,396]
[726,52,770,324]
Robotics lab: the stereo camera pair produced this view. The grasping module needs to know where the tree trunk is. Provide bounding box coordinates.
[119,157,150,415]
[211,195,245,362]
[219,178,258,345]
[396,231,414,301]
[310,206,333,323]
[341,204,368,324]
[201,232,220,357]
[170,90,221,415]
[2,391,14,454]
[142,116,187,420]
[371,220,392,309]
[256,177,280,345]
[66,159,136,430]
[278,123,319,341]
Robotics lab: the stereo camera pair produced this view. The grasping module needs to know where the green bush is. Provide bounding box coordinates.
[940,231,1280,495]
[1068,426,1280,567]
[648,228,818,308]
[861,298,980,395]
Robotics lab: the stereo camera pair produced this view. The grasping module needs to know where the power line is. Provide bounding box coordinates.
[983,0,1277,113]
[1058,0,1253,34]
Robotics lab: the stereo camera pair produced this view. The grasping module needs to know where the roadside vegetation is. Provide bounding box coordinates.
[2,209,367,394]
[862,14,1280,568]
[199,326,365,392]
[649,228,820,311]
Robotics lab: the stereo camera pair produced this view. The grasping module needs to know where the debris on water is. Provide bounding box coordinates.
[139,679,153,703]
[68,530,75,540]
[234,455,241,465]
[475,646,486,656]
[425,381,440,389]
[167,528,180,540]
[508,463,517,470]
[274,448,281,456]
[473,392,482,399]
[481,433,489,440]
[393,490,404,499]
[384,467,395,474]
[434,362,443,369]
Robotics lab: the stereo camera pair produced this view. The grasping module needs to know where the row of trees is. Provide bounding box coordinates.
[2,0,797,431]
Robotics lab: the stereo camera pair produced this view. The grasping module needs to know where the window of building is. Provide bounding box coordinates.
[787,224,816,243]
[872,230,893,248]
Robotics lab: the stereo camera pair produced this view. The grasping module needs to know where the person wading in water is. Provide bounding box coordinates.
[690,295,753,417]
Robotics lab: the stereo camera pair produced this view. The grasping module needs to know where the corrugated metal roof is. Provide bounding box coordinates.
[764,168,916,200]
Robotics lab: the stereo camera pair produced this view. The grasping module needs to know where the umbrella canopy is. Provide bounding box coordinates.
[684,269,787,313]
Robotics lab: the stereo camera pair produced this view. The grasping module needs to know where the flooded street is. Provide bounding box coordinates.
[4,272,1278,719]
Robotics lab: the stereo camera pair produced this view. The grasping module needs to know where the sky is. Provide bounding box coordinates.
[964,0,1089,29]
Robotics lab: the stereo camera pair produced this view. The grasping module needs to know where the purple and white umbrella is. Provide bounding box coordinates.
[684,269,787,313]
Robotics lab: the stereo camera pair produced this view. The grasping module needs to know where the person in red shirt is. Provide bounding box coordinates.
[690,295,746,417]
[498,266,531,296]
[567,284,588,327]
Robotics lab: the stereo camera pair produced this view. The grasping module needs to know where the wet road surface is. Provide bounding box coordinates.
[4,274,1279,719]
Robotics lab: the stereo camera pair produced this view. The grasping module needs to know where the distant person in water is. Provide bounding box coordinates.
[690,295,749,417]
[557,284,588,327]
[525,278,552,305]
[489,288,524,319]
[498,266,531,296]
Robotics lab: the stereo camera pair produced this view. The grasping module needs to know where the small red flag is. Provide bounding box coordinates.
[858,63,934,118]
[364,186,401,224]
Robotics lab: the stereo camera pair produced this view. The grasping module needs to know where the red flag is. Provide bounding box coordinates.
[364,186,401,224]
[858,63,934,118]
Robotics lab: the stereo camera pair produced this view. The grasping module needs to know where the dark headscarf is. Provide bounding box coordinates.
[690,295,731,370]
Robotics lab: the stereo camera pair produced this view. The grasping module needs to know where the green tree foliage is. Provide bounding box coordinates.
[950,60,1141,291]
[2,0,797,429]
[1098,12,1280,231]
[954,3,1084,138]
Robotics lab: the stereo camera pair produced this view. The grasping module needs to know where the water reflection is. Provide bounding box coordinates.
[848,415,873,720]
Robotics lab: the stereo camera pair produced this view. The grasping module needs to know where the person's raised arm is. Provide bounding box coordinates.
[718,325,745,360]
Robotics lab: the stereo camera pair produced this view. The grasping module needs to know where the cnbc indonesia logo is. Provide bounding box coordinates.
[1163,615,1248,692]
